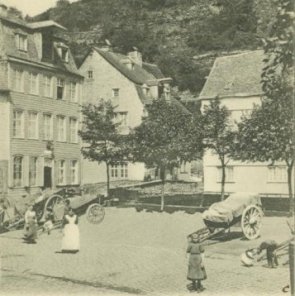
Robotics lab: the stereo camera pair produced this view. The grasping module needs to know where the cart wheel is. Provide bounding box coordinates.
[44,194,65,222]
[86,203,105,224]
[241,205,263,240]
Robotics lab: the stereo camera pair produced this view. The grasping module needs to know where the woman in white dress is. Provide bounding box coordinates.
[61,208,80,253]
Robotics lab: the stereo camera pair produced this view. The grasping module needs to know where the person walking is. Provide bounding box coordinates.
[24,204,38,244]
[61,208,80,253]
[186,233,207,292]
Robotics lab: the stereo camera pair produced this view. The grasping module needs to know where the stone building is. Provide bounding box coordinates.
[0,4,83,206]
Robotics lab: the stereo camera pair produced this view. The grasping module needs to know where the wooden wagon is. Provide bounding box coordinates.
[188,192,263,242]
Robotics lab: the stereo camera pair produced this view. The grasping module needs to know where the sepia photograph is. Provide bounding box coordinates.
[0,0,294,295]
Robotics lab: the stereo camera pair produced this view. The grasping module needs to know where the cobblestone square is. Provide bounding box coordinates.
[0,208,292,296]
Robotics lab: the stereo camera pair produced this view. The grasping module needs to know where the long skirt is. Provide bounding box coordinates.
[187,254,207,281]
[61,224,80,252]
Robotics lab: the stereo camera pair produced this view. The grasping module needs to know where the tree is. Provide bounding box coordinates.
[79,100,127,197]
[130,97,202,211]
[201,99,236,200]
[234,0,294,214]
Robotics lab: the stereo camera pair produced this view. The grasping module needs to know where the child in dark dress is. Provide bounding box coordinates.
[186,233,207,292]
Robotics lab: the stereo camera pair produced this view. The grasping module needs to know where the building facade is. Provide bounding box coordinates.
[0,5,83,207]
[199,50,290,197]
[79,46,191,184]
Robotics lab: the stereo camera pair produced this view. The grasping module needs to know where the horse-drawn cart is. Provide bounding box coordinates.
[188,192,263,242]
[0,188,106,233]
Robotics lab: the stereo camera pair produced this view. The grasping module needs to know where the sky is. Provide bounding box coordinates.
[1,0,78,17]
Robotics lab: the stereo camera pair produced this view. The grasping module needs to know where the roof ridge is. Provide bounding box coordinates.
[216,49,264,61]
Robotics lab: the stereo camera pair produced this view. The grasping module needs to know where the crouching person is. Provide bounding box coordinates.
[186,233,207,292]
[257,240,278,268]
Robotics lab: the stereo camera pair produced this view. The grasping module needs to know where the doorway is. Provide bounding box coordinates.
[44,158,53,189]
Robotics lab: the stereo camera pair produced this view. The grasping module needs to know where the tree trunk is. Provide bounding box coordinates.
[160,166,166,212]
[106,162,110,198]
[221,161,226,201]
[287,161,294,217]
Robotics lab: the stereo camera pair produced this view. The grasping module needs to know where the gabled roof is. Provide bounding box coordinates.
[135,85,190,114]
[199,50,265,100]
[93,48,165,85]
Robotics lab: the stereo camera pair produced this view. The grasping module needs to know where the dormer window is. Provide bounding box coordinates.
[112,88,119,97]
[15,33,27,52]
[57,43,69,62]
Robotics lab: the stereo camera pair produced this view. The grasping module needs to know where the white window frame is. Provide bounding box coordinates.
[13,155,23,187]
[57,115,66,142]
[43,114,53,140]
[87,70,93,79]
[27,111,38,139]
[43,75,53,98]
[15,33,28,51]
[112,88,119,97]
[12,110,24,138]
[70,82,77,102]
[29,156,38,186]
[11,68,24,92]
[111,163,128,179]
[69,117,78,143]
[57,160,66,185]
[57,78,65,100]
[217,166,234,183]
[70,160,79,184]
[267,166,287,183]
[28,72,39,95]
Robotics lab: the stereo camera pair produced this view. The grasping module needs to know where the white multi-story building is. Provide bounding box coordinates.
[199,50,289,197]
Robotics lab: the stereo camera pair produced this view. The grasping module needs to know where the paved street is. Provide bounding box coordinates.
[0,208,292,296]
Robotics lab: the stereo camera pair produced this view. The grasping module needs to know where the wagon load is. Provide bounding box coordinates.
[202,192,262,225]
[188,192,263,241]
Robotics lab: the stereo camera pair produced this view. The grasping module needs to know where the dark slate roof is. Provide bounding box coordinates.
[142,62,165,79]
[0,15,80,77]
[93,48,163,85]
[199,50,264,99]
[135,85,190,114]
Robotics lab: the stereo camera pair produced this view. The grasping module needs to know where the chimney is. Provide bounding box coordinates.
[0,4,8,17]
[128,47,142,67]
[122,58,134,70]
[99,39,113,52]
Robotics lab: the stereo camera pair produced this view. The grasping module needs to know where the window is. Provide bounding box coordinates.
[112,88,119,97]
[13,156,23,187]
[57,116,66,142]
[180,162,188,174]
[268,166,287,183]
[111,163,128,179]
[217,166,234,182]
[120,163,128,178]
[57,78,65,100]
[13,110,24,138]
[11,68,24,92]
[69,118,78,143]
[87,70,93,79]
[43,114,53,140]
[116,112,128,126]
[70,160,78,184]
[29,157,38,186]
[28,111,38,139]
[15,34,27,51]
[70,82,77,102]
[28,72,39,95]
[57,45,69,62]
[43,75,52,98]
[57,160,65,185]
